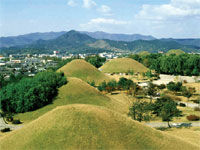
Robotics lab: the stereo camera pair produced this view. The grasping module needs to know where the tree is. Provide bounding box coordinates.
[159,100,180,128]
[128,100,151,122]
[147,82,157,103]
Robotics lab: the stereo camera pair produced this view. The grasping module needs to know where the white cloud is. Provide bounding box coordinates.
[132,0,200,38]
[97,5,111,14]
[83,0,96,9]
[67,0,77,7]
[135,0,200,20]
[85,18,129,25]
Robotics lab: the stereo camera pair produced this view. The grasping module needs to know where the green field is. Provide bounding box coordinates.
[100,58,148,73]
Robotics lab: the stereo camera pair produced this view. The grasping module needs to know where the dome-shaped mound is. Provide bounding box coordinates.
[1,104,198,150]
[58,59,111,84]
[100,58,148,73]
[166,49,185,55]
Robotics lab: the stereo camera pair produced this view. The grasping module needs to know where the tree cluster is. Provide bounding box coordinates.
[129,97,181,127]
[129,53,200,76]
[85,55,106,68]
[0,71,67,113]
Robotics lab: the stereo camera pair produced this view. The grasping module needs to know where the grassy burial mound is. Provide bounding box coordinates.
[166,49,185,55]
[1,104,198,150]
[138,51,150,56]
[100,58,148,73]
[14,77,128,123]
[57,59,111,84]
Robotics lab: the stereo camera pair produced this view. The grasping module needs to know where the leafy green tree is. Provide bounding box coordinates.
[85,55,106,68]
[159,100,180,128]
[0,71,67,113]
[128,100,151,122]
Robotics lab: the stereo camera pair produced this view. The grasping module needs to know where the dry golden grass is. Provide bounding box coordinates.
[57,59,111,85]
[14,77,130,123]
[100,58,148,73]
[0,104,199,150]
[166,127,200,146]
[183,83,200,94]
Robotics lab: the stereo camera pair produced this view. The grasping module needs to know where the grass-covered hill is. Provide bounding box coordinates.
[138,51,150,56]
[57,59,111,84]
[14,77,127,122]
[13,77,113,122]
[166,49,185,55]
[100,58,148,73]
[1,104,198,150]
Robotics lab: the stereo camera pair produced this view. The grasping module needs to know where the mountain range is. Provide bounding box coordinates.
[0,30,199,54]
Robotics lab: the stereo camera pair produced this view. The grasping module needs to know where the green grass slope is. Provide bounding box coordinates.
[100,58,148,73]
[1,104,198,150]
[14,77,128,123]
[166,49,185,55]
[57,59,111,84]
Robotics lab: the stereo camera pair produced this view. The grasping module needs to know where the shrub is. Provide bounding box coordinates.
[158,84,166,90]
[179,103,186,107]
[194,107,200,111]
[186,115,200,121]
[167,82,182,92]
[1,128,10,133]
[12,119,21,124]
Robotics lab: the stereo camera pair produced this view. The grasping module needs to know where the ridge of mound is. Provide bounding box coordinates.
[166,49,185,55]
[1,104,198,150]
[14,77,129,123]
[57,59,111,84]
[100,58,148,73]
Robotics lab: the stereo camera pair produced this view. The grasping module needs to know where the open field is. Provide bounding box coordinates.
[100,58,148,73]
[1,104,199,150]
[58,59,111,85]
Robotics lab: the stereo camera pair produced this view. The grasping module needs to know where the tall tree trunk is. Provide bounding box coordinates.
[167,121,171,128]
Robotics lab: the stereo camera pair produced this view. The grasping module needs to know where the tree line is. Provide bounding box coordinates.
[129,53,200,76]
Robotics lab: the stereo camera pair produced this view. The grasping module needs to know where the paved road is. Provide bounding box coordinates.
[176,101,200,109]
[145,122,200,128]
[0,117,23,131]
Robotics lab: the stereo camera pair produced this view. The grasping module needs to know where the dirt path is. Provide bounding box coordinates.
[145,122,200,128]
[0,117,23,131]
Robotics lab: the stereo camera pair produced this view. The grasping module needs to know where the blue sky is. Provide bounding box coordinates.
[0,0,200,38]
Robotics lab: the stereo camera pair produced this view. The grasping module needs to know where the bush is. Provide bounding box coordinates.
[179,103,186,107]
[167,82,182,92]
[1,128,10,133]
[194,107,200,111]
[12,119,21,124]
[158,84,166,90]
[186,115,200,121]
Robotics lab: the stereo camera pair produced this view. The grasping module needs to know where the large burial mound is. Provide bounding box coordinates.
[100,58,148,73]
[58,59,111,84]
[0,104,198,150]
[14,77,127,122]
[166,49,185,55]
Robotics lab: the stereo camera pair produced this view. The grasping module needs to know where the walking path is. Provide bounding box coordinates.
[0,117,23,130]
[145,122,200,128]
